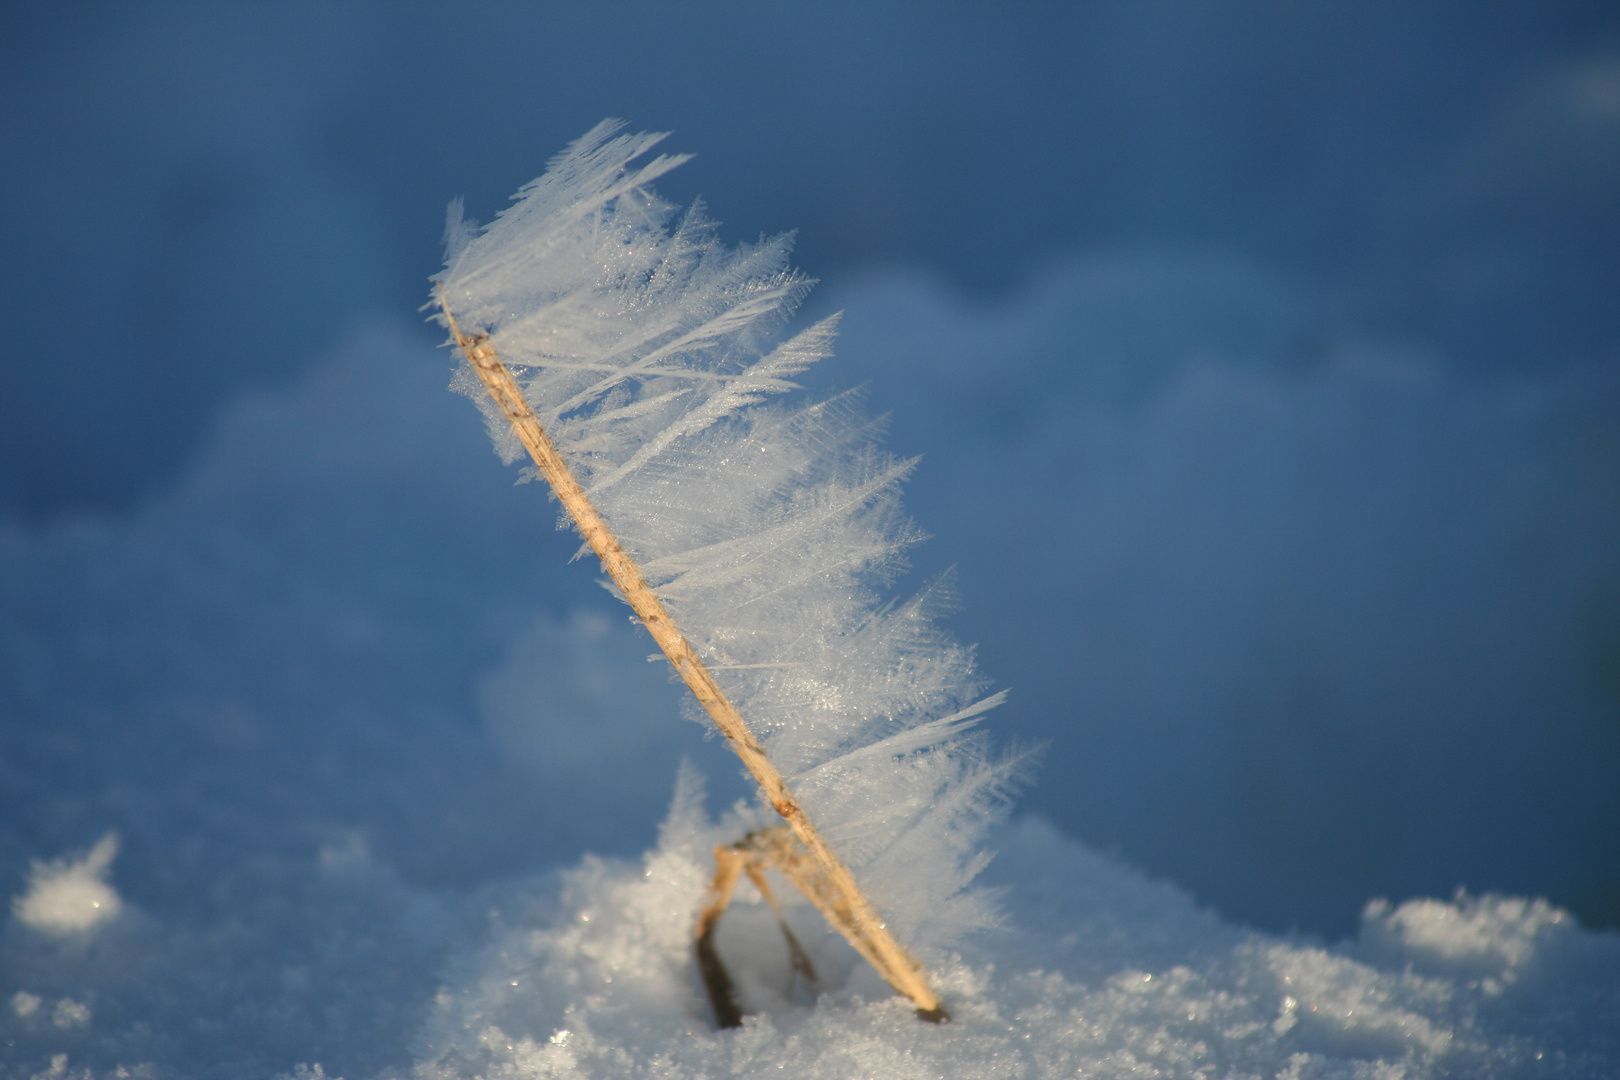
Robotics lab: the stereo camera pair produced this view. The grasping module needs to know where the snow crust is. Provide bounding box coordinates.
[6,787,1615,1079]
[416,795,1620,1079]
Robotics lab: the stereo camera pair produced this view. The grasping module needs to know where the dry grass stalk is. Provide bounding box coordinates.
[695,829,819,1028]
[436,285,946,1022]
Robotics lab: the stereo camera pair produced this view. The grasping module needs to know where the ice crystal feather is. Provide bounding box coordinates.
[433,119,1026,1016]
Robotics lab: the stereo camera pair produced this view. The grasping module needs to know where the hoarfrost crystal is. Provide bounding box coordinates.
[434,120,1026,966]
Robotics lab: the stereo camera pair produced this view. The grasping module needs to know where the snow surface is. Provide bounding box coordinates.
[3,264,1617,1075]
[414,780,1620,1080]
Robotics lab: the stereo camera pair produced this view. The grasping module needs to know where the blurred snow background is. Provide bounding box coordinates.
[1,3,1618,1076]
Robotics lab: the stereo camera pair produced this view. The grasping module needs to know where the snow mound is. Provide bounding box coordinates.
[415,797,1620,1080]
[11,834,122,938]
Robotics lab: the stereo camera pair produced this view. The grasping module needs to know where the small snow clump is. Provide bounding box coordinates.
[11,833,123,937]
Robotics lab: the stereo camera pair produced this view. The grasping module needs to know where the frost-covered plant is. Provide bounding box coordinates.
[431,120,1024,1022]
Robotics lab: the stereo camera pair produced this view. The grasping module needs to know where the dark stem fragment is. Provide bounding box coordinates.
[695,832,831,1029]
[696,913,744,1029]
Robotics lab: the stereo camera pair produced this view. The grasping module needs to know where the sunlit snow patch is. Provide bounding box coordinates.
[11,833,123,937]
[415,780,1620,1080]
